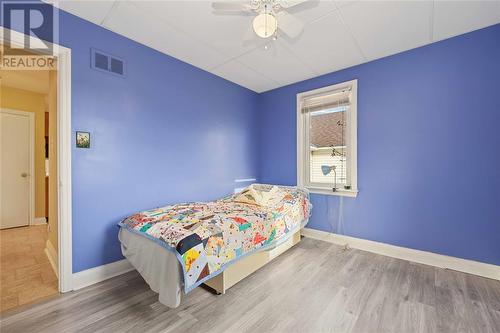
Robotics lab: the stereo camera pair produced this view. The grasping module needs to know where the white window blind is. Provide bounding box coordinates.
[301,88,351,113]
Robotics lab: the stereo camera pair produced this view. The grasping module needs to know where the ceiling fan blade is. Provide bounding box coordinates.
[279,0,308,9]
[242,26,259,47]
[212,2,252,12]
[276,11,304,39]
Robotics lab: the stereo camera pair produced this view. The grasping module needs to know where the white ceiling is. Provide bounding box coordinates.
[49,0,500,92]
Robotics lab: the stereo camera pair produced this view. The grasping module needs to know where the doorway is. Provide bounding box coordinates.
[0,56,59,311]
[0,29,72,311]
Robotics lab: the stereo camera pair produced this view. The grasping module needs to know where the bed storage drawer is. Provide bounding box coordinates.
[203,230,301,294]
[267,230,301,260]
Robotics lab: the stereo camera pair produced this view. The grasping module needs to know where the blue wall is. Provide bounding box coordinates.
[257,24,500,266]
[60,14,259,272]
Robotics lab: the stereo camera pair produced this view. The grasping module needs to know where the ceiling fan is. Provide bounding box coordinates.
[212,0,308,40]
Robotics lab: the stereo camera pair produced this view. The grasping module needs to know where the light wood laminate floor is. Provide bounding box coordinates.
[1,237,499,333]
[0,225,58,312]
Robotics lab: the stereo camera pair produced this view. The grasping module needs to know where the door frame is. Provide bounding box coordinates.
[0,109,35,227]
[1,28,73,292]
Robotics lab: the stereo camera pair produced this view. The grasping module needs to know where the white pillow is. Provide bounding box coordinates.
[233,185,286,207]
[233,187,261,205]
[261,186,287,207]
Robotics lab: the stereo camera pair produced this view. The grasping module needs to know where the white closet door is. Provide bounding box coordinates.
[1,109,33,229]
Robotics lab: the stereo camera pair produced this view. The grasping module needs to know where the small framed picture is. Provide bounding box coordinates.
[76,131,90,148]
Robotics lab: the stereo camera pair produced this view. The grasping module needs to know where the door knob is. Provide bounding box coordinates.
[21,172,28,178]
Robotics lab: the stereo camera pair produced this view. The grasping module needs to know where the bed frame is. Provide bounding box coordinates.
[203,230,301,294]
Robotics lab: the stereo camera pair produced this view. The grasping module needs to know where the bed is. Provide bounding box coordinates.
[118,184,311,308]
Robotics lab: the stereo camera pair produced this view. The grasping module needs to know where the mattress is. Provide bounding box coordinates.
[118,228,182,307]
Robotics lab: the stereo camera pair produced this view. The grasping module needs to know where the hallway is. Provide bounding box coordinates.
[0,225,58,312]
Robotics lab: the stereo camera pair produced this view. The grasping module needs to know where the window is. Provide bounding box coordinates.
[297,79,358,197]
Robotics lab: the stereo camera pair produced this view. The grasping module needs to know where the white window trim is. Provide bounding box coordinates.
[297,79,358,198]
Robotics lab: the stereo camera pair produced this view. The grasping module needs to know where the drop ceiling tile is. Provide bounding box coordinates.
[129,1,262,59]
[212,60,280,92]
[283,0,337,24]
[339,1,432,60]
[237,41,317,87]
[283,10,364,75]
[333,0,358,9]
[52,0,116,25]
[102,2,229,71]
[433,1,500,42]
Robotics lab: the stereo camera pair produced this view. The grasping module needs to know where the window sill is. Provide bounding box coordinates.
[306,187,358,198]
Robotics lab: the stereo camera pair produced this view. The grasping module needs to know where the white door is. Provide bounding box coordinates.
[1,109,34,229]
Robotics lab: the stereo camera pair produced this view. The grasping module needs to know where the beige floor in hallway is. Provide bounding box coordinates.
[0,225,58,313]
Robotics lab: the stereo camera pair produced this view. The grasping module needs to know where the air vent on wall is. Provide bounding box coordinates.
[91,48,125,77]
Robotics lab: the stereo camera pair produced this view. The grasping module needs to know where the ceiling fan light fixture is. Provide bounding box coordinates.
[252,13,277,38]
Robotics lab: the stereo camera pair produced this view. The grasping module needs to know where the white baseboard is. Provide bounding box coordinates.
[72,259,134,290]
[33,217,47,225]
[45,240,58,278]
[301,227,500,281]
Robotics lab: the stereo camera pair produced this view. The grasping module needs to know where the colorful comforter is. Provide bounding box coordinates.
[118,184,311,292]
